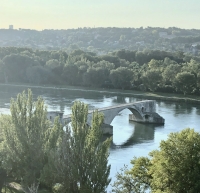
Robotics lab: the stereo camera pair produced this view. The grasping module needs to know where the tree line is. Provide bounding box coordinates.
[1,47,200,95]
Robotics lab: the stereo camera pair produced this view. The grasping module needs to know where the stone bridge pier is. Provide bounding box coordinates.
[49,100,164,135]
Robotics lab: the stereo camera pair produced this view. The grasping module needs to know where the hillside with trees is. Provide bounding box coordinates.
[1,27,200,55]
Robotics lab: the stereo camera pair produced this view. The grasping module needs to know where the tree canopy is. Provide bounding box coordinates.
[0,90,53,192]
[1,47,200,95]
[112,128,200,193]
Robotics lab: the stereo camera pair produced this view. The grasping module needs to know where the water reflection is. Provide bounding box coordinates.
[112,96,128,104]
[196,107,200,115]
[175,103,192,115]
[110,122,161,149]
[120,123,156,147]
[112,96,140,104]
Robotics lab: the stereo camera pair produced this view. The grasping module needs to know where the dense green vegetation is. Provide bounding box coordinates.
[0,90,111,193]
[1,47,200,95]
[112,128,200,193]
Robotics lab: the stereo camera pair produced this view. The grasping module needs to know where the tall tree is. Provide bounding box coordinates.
[42,101,111,193]
[0,90,61,192]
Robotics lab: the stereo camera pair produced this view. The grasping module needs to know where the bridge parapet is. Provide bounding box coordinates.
[52,100,164,135]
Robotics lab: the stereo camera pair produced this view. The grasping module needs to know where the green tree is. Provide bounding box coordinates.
[0,60,6,83]
[26,66,53,84]
[112,128,200,193]
[84,60,114,86]
[62,57,79,85]
[182,59,200,79]
[100,55,121,68]
[148,59,163,69]
[112,157,151,193]
[173,72,196,95]
[42,101,111,193]
[46,59,60,70]
[162,63,181,85]
[0,90,62,192]
[141,69,162,92]
[2,54,39,83]
[114,50,136,63]
[110,67,133,89]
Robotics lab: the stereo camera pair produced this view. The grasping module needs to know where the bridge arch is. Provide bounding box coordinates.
[128,107,143,121]
[101,105,143,125]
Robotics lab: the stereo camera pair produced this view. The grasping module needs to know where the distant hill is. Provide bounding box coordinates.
[0,27,200,55]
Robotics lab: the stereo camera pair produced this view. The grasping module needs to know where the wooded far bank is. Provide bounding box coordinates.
[1,47,200,96]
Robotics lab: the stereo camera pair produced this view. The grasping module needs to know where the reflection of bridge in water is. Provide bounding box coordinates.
[116,123,156,147]
[103,122,159,149]
[52,100,164,135]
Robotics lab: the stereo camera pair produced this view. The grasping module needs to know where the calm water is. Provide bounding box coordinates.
[1,84,200,192]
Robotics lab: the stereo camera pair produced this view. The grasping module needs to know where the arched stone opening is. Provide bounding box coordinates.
[128,107,143,120]
[102,106,144,125]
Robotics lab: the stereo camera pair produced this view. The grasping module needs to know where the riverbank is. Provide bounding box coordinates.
[1,83,200,104]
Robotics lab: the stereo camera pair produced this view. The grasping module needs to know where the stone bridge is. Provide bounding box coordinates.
[60,100,164,135]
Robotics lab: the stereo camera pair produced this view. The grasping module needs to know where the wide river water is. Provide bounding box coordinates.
[1,84,200,192]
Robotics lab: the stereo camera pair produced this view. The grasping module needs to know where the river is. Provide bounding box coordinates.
[1,84,200,192]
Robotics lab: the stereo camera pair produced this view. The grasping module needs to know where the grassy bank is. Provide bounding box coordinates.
[1,83,200,104]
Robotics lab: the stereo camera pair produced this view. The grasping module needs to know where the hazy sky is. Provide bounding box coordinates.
[1,0,200,30]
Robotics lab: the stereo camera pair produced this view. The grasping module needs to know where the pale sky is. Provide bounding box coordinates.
[1,0,200,30]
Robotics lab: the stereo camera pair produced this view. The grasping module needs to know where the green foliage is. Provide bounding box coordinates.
[110,67,133,89]
[112,162,150,193]
[41,101,111,193]
[162,64,181,85]
[2,54,39,83]
[141,69,162,92]
[62,61,79,85]
[0,90,111,193]
[84,60,114,87]
[46,59,60,70]
[113,128,200,193]
[113,50,136,63]
[0,60,6,83]
[148,59,163,69]
[1,47,200,95]
[174,72,196,95]
[0,90,63,192]
[26,66,53,84]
